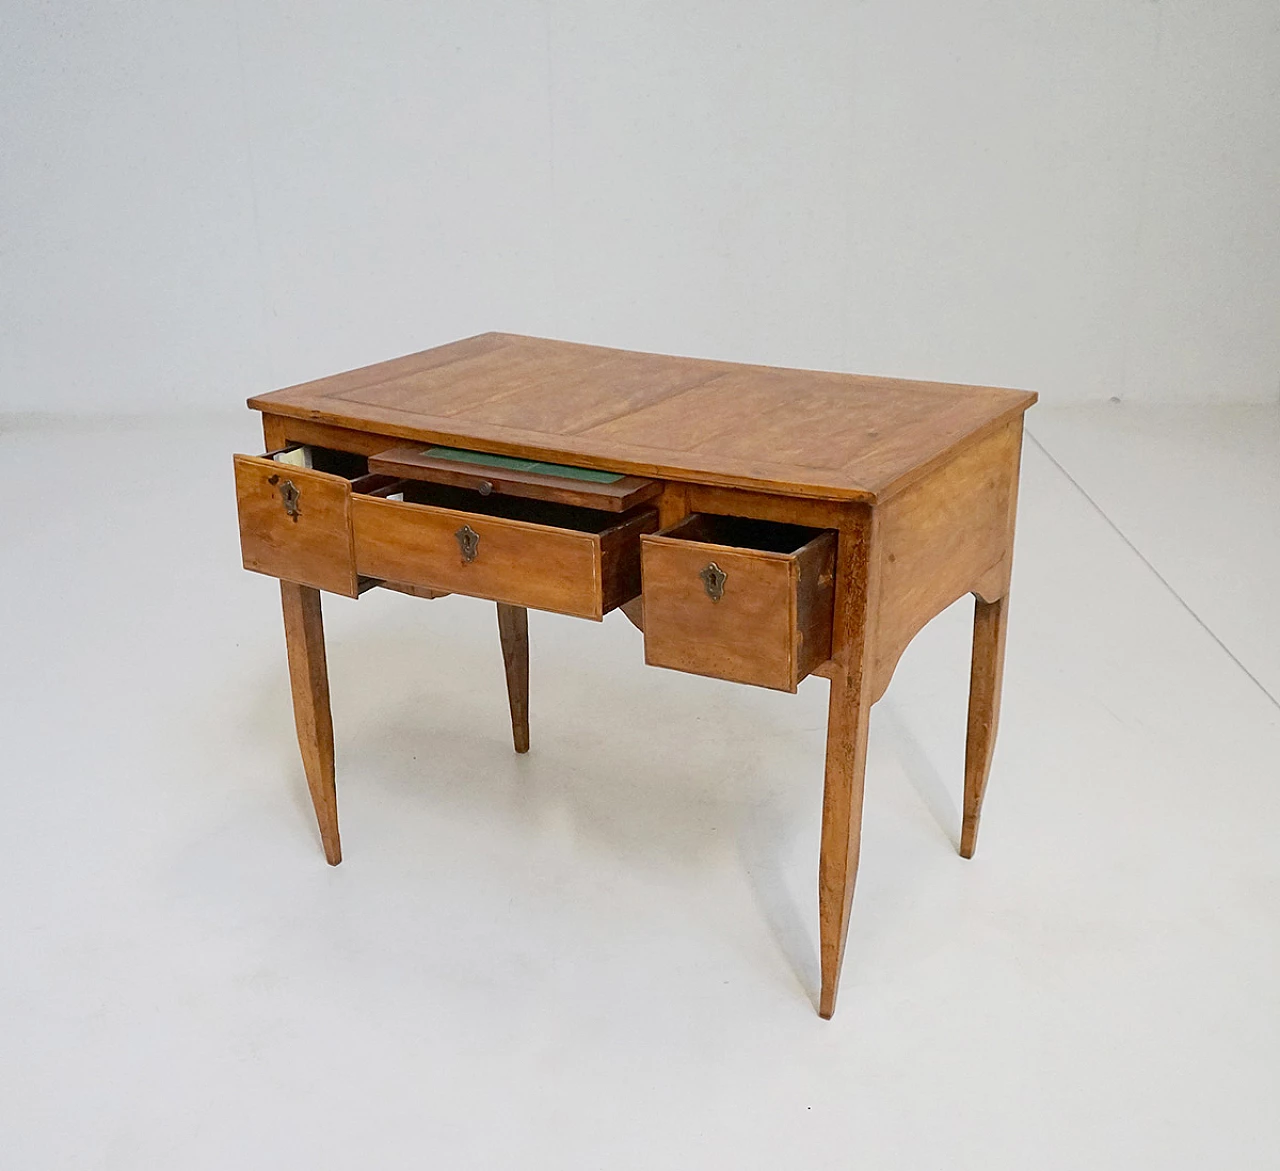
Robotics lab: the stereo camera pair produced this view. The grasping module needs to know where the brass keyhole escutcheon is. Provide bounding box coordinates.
[699,561,727,602]
[279,479,301,521]
[455,524,480,563]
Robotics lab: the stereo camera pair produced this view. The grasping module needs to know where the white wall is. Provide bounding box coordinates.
[3,1,1278,413]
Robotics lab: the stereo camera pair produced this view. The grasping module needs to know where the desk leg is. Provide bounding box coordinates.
[818,516,877,1019]
[496,603,530,754]
[818,665,873,1018]
[281,581,341,865]
[961,593,1009,859]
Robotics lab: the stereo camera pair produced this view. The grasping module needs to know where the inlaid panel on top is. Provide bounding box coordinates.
[250,333,1036,503]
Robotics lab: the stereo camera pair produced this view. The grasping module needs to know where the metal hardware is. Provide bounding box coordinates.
[699,561,727,602]
[279,479,301,521]
[455,524,480,562]
[478,480,493,496]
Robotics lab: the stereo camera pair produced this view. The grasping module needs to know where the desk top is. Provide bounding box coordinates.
[250,333,1036,504]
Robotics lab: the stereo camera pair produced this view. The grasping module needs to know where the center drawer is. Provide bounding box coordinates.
[234,444,657,619]
[353,482,656,619]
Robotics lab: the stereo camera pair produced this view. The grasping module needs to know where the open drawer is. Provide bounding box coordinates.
[640,514,837,692]
[368,444,661,512]
[234,446,368,597]
[234,444,658,618]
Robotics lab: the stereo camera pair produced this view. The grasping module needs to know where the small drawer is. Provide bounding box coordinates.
[234,446,369,597]
[234,444,657,618]
[352,482,656,620]
[641,514,837,692]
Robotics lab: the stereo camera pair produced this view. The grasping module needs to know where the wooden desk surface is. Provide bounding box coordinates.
[250,332,1036,503]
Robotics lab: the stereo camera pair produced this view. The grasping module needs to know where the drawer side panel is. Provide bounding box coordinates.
[794,531,838,679]
[599,509,660,613]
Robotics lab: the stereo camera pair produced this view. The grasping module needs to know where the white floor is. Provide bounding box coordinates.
[1,407,1278,1169]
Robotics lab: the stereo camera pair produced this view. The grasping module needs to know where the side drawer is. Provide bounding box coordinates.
[233,446,367,597]
[352,482,657,620]
[641,514,837,692]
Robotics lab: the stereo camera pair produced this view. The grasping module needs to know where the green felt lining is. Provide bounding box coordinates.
[423,446,625,484]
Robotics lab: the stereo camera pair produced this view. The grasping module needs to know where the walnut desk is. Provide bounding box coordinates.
[233,332,1036,1018]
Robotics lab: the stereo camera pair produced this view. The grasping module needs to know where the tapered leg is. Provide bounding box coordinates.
[961,593,1009,859]
[818,666,874,1019]
[818,512,879,1019]
[280,581,341,865]
[496,603,529,754]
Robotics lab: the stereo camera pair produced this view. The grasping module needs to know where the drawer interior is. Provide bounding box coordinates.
[272,444,643,534]
[656,512,830,555]
[267,443,369,479]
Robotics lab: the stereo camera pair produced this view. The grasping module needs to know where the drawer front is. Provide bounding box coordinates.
[642,540,799,690]
[353,496,607,619]
[234,454,358,597]
[641,522,836,692]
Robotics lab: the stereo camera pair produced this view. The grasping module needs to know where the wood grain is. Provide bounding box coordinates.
[496,603,530,754]
[264,415,409,459]
[598,508,657,615]
[869,418,1022,702]
[818,506,878,1019]
[685,483,845,530]
[351,492,656,620]
[793,532,838,683]
[657,481,690,529]
[234,454,358,598]
[250,333,1036,504]
[962,595,1009,859]
[352,494,599,617]
[376,582,451,600]
[640,516,835,692]
[280,581,341,865]
[642,536,798,691]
